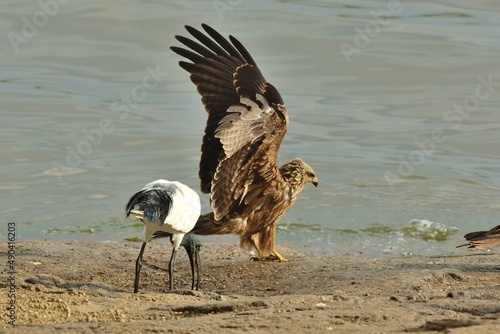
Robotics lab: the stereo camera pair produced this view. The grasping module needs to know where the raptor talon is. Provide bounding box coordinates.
[272,249,290,262]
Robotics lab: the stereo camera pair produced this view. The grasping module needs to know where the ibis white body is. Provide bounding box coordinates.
[126,179,201,292]
[129,179,201,249]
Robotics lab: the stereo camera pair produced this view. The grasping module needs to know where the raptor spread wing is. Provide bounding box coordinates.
[171,24,288,220]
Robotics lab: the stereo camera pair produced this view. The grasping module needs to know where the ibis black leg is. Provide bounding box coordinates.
[168,247,178,291]
[134,242,147,293]
[185,242,196,290]
[194,244,201,291]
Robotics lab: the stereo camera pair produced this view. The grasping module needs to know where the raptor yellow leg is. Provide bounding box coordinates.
[272,249,290,262]
[248,234,290,262]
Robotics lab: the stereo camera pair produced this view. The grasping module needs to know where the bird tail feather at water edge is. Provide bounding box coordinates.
[191,212,244,235]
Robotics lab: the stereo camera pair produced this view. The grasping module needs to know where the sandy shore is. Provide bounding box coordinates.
[1,240,499,333]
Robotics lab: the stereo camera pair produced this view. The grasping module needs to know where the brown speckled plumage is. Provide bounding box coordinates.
[457,225,500,251]
[171,24,318,261]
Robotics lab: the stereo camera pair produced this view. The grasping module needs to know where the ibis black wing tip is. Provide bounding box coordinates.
[124,190,142,216]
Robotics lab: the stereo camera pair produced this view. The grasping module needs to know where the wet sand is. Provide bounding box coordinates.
[1,240,499,333]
